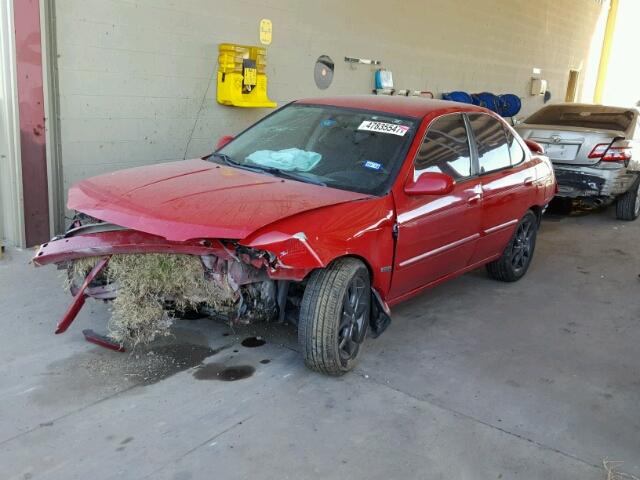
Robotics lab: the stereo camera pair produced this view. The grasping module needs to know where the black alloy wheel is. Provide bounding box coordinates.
[338,275,369,362]
[510,215,536,275]
[486,210,539,282]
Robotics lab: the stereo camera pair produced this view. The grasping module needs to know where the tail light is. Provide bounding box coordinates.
[588,143,632,162]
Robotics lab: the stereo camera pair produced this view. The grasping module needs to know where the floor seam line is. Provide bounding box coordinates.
[0,383,140,447]
[359,370,603,472]
[140,414,254,479]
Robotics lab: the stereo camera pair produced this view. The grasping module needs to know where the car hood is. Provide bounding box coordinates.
[68,158,371,241]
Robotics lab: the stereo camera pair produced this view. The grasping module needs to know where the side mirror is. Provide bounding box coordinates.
[216,135,234,150]
[405,172,455,196]
[524,139,545,154]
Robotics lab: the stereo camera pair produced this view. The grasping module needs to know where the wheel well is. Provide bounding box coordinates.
[294,255,375,318]
[529,205,543,224]
[299,254,375,285]
[330,254,374,281]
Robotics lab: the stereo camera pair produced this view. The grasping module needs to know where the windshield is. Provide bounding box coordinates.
[524,105,636,132]
[214,104,417,195]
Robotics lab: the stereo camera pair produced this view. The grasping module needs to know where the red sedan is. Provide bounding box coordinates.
[34,96,555,375]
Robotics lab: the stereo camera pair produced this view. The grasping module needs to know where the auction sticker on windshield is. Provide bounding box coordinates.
[358,120,409,136]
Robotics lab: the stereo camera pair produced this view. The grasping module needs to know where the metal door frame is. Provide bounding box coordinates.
[0,0,25,247]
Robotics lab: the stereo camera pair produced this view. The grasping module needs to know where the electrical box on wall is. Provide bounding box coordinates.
[530,78,548,96]
[217,43,276,108]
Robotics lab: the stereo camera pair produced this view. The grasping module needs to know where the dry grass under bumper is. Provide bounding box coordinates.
[70,254,234,346]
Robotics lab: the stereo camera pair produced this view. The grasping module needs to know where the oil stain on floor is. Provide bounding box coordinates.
[135,344,223,385]
[193,363,255,381]
[34,341,226,406]
[241,337,266,348]
[35,330,272,406]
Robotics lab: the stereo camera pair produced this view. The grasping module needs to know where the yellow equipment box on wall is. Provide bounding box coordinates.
[217,43,276,108]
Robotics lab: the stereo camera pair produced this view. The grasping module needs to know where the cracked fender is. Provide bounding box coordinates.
[242,195,396,296]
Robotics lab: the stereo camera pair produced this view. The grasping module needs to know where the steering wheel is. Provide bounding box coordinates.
[324,161,389,180]
[324,161,389,188]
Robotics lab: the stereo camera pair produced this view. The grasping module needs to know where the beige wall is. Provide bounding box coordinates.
[53,0,605,221]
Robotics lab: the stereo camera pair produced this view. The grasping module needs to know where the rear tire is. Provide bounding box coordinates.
[615,177,640,221]
[298,258,370,375]
[486,211,538,282]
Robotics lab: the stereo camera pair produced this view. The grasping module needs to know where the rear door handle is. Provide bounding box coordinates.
[524,177,534,186]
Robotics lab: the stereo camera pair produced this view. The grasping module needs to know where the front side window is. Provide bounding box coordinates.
[414,113,471,181]
[215,104,416,195]
[468,113,510,173]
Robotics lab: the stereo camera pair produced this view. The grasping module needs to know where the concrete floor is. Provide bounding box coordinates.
[1,207,638,480]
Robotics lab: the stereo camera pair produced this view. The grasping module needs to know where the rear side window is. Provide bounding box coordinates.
[468,113,510,173]
[414,113,471,181]
[506,130,525,166]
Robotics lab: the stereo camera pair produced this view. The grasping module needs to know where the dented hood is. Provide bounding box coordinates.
[68,159,370,241]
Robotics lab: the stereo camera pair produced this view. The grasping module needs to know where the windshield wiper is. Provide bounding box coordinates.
[209,152,241,168]
[251,165,327,186]
[209,153,269,174]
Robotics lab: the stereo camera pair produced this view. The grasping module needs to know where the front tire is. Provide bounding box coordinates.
[615,177,640,221]
[486,211,538,282]
[298,258,370,375]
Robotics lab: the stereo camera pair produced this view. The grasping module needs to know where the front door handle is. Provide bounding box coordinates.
[468,194,482,204]
[524,177,534,186]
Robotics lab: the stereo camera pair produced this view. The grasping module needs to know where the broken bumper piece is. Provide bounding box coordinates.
[33,229,233,267]
[83,329,125,352]
[55,255,110,334]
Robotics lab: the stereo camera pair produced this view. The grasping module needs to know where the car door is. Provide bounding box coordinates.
[466,113,536,263]
[390,113,482,299]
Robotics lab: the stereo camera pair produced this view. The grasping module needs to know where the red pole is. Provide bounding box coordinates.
[13,0,50,246]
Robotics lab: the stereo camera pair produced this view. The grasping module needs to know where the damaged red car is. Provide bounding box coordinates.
[34,96,555,375]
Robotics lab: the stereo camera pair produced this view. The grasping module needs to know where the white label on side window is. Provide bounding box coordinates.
[357,120,409,136]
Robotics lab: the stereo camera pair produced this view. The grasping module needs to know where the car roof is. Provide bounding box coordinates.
[294,95,487,119]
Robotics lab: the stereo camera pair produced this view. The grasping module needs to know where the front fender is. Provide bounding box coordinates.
[241,196,396,296]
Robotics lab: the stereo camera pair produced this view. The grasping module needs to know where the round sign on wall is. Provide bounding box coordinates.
[314,55,334,89]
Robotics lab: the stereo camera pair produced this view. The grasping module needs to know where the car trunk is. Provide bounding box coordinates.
[516,105,636,166]
[517,125,624,166]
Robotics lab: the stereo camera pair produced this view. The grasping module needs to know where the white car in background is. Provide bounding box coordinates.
[517,104,640,220]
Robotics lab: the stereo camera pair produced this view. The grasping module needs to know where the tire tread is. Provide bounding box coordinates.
[299,258,367,375]
[615,177,640,221]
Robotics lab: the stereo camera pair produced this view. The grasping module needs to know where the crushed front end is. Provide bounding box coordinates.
[33,217,299,349]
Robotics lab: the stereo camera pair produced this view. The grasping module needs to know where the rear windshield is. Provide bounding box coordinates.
[524,105,636,132]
